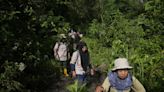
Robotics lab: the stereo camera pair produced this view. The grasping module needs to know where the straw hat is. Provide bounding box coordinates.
[112,58,133,71]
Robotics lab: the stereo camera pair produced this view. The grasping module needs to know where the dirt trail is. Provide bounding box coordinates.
[45,76,73,92]
[45,70,106,92]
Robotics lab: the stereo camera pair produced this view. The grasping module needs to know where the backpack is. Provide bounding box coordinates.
[54,42,69,61]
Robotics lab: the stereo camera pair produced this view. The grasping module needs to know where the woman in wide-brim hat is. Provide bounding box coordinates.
[96,58,146,92]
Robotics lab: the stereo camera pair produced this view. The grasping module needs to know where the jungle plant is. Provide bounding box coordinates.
[67,80,88,92]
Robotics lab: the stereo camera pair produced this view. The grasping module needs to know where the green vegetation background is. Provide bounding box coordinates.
[0,0,163,92]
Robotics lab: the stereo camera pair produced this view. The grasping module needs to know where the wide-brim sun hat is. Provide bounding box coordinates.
[112,58,133,71]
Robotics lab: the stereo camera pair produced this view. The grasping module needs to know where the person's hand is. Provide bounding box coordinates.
[90,69,94,76]
[72,71,76,78]
[95,86,104,92]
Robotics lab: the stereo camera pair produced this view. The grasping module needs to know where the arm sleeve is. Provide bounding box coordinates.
[54,43,59,50]
[70,51,78,71]
[70,51,78,64]
[131,76,146,92]
[102,77,110,92]
[53,43,59,56]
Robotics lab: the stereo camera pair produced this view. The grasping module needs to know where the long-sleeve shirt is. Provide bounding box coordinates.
[70,50,85,75]
[102,76,146,92]
[53,42,68,61]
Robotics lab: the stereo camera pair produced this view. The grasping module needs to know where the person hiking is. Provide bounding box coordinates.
[96,58,146,92]
[53,34,69,77]
[70,41,94,83]
[68,28,82,50]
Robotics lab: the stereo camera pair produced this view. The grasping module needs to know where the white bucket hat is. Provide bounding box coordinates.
[112,58,133,71]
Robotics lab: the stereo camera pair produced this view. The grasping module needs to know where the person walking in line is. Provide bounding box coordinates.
[96,58,146,92]
[53,34,69,77]
[70,41,94,83]
[68,28,82,51]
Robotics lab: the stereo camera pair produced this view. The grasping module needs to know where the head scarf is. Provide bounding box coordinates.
[77,41,90,71]
[108,71,132,90]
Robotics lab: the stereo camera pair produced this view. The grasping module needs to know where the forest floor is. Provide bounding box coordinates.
[45,76,73,92]
[45,69,106,92]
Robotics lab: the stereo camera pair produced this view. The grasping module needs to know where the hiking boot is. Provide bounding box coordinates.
[64,68,69,77]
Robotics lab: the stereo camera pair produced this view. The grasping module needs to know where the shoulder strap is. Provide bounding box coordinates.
[56,42,60,60]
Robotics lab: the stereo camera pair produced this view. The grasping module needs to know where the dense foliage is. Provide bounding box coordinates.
[87,0,164,92]
[0,0,163,92]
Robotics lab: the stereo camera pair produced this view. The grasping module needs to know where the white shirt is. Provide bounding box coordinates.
[70,51,85,75]
[53,42,68,61]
